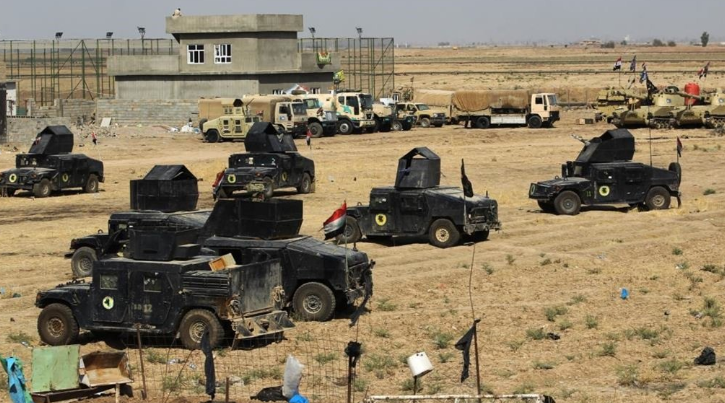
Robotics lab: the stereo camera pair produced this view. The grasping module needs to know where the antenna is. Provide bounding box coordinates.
[648,105,653,166]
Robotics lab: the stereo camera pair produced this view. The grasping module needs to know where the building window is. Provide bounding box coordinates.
[214,44,232,64]
[272,89,283,95]
[187,44,205,64]
[311,87,321,94]
[143,274,162,293]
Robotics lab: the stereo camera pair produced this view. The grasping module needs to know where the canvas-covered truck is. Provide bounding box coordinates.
[308,91,376,134]
[289,95,338,137]
[243,95,308,137]
[452,90,560,129]
[409,89,456,124]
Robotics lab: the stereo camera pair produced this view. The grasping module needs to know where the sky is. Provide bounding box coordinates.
[0,0,722,45]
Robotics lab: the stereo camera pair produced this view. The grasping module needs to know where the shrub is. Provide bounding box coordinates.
[585,315,599,329]
[672,247,683,256]
[544,306,568,322]
[652,39,665,47]
[598,342,617,357]
[431,331,454,349]
[703,188,716,195]
[601,41,616,49]
[616,364,640,386]
[377,298,397,312]
[526,328,546,341]
[559,319,573,331]
[314,352,337,365]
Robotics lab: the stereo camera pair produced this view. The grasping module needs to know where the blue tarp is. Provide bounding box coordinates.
[0,355,33,403]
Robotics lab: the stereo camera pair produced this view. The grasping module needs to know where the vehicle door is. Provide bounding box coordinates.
[221,118,231,133]
[533,95,545,114]
[233,118,244,136]
[278,156,294,186]
[277,104,291,127]
[399,193,427,234]
[346,96,360,116]
[58,158,74,190]
[591,165,618,203]
[619,165,647,202]
[92,268,129,324]
[368,191,396,234]
[74,158,88,188]
[129,271,173,326]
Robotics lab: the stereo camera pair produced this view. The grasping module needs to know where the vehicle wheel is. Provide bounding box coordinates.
[4,189,16,197]
[434,122,444,128]
[379,122,392,132]
[205,130,220,143]
[668,162,682,185]
[428,218,460,248]
[292,282,336,322]
[471,229,489,242]
[308,122,323,138]
[84,174,99,193]
[71,246,97,278]
[419,117,431,128]
[337,120,354,135]
[402,121,413,131]
[365,126,376,134]
[262,177,274,199]
[38,303,79,346]
[553,191,581,215]
[475,116,490,129]
[198,118,208,131]
[528,115,543,129]
[33,179,51,198]
[178,309,224,350]
[537,200,556,213]
[392,120,403,131]
[336,216,362,244]
[297,173,312,194]
[645,186,671,210]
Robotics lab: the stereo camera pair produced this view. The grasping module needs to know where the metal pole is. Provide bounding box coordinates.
[135,326,148,400]
[473,320,481,399]
[347,354,353,403]
[82,40,86,99]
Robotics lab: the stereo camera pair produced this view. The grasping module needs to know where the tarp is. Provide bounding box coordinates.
[452,90,530,112]
[414,89,454,107]
[0,355,32,403]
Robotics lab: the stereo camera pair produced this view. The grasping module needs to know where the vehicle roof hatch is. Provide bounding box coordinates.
[395,147,441,189]
[576,129,635,163]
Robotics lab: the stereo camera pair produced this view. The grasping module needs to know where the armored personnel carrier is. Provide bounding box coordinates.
[213,123,314,199]
[611,86,684,129]
[669,89,725,128]
[529,129,681,215]
[338,148,501,248]
[0,126,104,197]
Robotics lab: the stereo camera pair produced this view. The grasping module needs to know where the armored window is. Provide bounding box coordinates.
[100,274,118,290]
[311,88,321,94]
[245,117,254,123]
[338,96,344,104]
[214,44,232,64]
[535,96,544,105]
[187,44,205,64]
[625,167,644,183]
[143,274,162,293]
[272,89,283,95]
[346,97,359,108]
[235,120,242,131]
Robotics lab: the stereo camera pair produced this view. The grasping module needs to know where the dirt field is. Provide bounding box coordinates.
[1,47,725,403]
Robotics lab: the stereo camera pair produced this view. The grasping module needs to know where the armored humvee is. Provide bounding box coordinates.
[66,197,374,323]
[0,126,104,197]
[338,148,501,248]
[529,129,681,215]
[213,123,315,199]
[38,236,293,350]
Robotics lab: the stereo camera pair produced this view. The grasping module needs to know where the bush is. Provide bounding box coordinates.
[672,247,683,255]
[703,188,716,195]
[652,39,665,47]
[585,315,599,329]
[545,306,568,322]
[598,342,617,357]
[377,298,397,312]
[526,328,546,340]
[601,41,616,49]
[616,364,640,386]
[667,40,677,47]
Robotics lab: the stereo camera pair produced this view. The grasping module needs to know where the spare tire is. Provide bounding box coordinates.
[668,162,682,185]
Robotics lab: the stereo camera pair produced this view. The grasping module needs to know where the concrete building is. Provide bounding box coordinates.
[108,14,340,99]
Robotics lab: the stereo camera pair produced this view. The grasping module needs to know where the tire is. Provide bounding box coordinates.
[645,186,671,211]
[336,216,362,244]
[308,122,323,138]
[337,120,354,135]
[33,179,51,198]
[365,126,376,134]
[4,189,16,197]
[402,121,413,131]
[379,122,392,133]
[537,200,556,213]
[392,120,403,131]
[668,162,682,185]
[554,191,581,215]
[434,123,444,128]
[292,282,336,322]
[178,309,224,350]
[262,177,274,199]
[84,174,99,193]
[205,129,220,143]
[297,173,312,194]
[38,303,79,346]
[198,118,208,131]
[71,246,97,278]
[475,116,490,129]
[528,115,543,129]
[428,218,460,248]
[471,229,489,242]
[419,117,431,128]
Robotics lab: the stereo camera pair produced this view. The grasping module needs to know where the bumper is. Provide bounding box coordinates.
[346,261,374,304]
[353,119,376,129]
[1,184,34,192]
[430,116,446,126]
[464,220,502,235]
[528,183,556,200]
[547,112,560,123]
[232,310,294,339]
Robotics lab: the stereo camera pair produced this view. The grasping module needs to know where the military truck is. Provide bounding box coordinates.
[289,94,338,137]
[65,197,374,323]
[243,95,308,137]
[371,102,416,132]
[451,90,560,129]
[213,123,315,199]
[38,234,293,350]
[338,148,501,248]
[200,98,262,142]
[529,129,681,215]
[0,126,103,198]
[395,102,446,128]
[308,91,376,134]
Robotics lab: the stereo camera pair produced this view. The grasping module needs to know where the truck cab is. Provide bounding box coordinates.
[312,92,376,134]
[274,101,308,137]
[528,93,560,128]
[290,96,338,137]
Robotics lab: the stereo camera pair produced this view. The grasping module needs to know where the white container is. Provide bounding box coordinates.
[407,352,433,377]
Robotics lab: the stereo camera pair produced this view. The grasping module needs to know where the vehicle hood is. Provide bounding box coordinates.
[1,167,55,184]
[287,237,370,267]
[534,177,590,187]
[425,186,497,208]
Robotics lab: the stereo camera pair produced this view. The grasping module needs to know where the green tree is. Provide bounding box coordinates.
[701,31,710,47]
[652,39,665,47]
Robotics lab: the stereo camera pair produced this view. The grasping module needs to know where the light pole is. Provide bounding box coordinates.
[356,27,362,90]
[137,27,146,55]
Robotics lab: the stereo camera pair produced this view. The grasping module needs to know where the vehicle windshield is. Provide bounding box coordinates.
[292,103,307,115]
[303,99,320,109]
[17,155,41,167]
[547,95,558,105]
[234,155,279,168]
[360,94,374,109]
[416,104,430,110]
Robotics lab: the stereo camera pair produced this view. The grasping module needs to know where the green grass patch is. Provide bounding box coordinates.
[544,305,568,322]
[377,298,398,312]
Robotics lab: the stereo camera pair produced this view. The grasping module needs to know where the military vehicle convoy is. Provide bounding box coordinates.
[213,123,315,199]
[529,129,681,215]
[0,126,104,197]
[395,102,447,128]
[610,85,685,129]
[338,148,501,248]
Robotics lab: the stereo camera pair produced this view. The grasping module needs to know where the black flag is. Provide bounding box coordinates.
[201,329,216,400]
[455,322,478,382]
[461,159,473,198]
[646,78,659,95]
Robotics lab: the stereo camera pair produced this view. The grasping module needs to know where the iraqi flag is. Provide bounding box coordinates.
[699,62,710,79]
[323,202,347,239]
[613,57,622,71]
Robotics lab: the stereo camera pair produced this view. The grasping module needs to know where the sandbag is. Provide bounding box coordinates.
[282,355,305,398]
[452,90,530,112]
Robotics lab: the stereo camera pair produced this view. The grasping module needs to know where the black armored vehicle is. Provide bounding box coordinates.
[38,230,293,350]
[339,148,501,248]
[529,129,682,215]
[213,123,315,199]
[0,126,104,197]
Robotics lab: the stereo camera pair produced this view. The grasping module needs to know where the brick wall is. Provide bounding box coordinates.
[96,99,198,126]
[4,117,72,143]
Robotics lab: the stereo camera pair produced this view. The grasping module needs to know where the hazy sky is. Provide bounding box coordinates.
[1,0,722,44]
